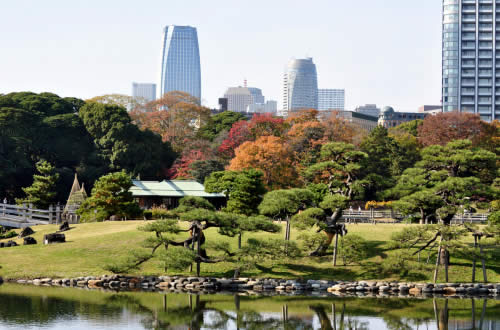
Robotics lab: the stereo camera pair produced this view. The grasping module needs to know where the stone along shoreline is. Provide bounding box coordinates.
[4,276,500,299]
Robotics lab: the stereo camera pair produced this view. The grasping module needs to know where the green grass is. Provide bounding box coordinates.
[0,222,498,283]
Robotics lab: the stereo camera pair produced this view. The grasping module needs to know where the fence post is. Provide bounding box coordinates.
[22,203,27,222]
[28,203,33,222]
[56,205,61,225]
[49,205,53,224]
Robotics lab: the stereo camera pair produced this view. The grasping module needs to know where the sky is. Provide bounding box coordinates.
[0,0,442,111]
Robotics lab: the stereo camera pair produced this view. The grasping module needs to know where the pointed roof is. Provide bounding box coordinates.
[70,174,81,195]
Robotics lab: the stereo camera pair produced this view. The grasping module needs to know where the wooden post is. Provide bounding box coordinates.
[28,203,33,222]
[49,205,53,224]
[333,232,339,267]
[22,203,27,222]
[55,205,61,224]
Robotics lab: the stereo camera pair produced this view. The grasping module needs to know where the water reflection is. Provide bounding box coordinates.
[0,284,498,329]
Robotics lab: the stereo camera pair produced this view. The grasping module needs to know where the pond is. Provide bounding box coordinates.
[0,283,499,329]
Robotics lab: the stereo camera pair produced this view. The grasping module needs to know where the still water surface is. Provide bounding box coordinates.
[0,283,499,329]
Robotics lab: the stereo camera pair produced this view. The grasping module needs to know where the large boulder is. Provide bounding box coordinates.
[18,227,35,238]
[44,233,66,245]
[23,237,37,245]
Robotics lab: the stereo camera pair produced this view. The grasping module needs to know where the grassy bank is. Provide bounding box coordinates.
[0,222,498,282]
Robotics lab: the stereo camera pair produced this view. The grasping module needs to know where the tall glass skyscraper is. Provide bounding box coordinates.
[159,25,201,101]
[442,0,498,121]
[283,58,318,116]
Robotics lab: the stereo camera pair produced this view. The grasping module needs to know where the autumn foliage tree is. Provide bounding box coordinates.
[418,112,498,152]
[130,91,211,152]
[229,136,298,189]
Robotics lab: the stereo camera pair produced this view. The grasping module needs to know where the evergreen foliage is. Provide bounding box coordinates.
[18,160,59,209]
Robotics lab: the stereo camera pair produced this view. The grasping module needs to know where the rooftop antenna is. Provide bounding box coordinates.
[244,79,247,88]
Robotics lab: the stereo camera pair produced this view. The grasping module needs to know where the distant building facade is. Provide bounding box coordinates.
[354,104,380,118]
[317,110,378,132]
[378,106,427,128]
[159,25,201,101]
[132,83,156,102]
[283,58,318,116]
[224,87,254,113]
[318,89,345,110]
[218,98,228,111]
[247,100,278,113]
[418,105,442,115]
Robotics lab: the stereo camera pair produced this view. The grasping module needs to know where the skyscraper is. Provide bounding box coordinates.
[283,58,318,116]
[132,83,156,102]
[318,89,345,110]
[159,25,201,101]
[442,0,497,121]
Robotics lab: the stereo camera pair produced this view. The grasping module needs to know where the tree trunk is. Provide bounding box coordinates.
[420,209,425,225]
[238,233,242,249]
[439,300,449,330]
[333,232,339,267]
[439,248,450,266]
[479,239,487,283]
[472,235,478,283]
[196,228,202,277]
[434,237,443,283]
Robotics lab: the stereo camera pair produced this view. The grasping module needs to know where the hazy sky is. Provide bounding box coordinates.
[0,0,442,111]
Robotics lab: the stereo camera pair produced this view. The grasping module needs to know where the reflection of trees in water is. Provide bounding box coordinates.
[1,289,499,330]
[0,292,122,324]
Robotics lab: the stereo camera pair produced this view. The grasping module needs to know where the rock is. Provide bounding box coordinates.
[43,233,65,245]
[156,282,170,288]
[444,287,456,294]
[88,280,103,288]
[76,281,87,287]
[58,222,71,232]
[17,280,27,284]
[379,286,390,292]
[18,227,35,238]
[5,240,18,247]
[409,288,421,295]
[23,237,37,245]
[0,277,3,284]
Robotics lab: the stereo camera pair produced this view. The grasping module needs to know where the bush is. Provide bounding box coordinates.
[476,202,491,211]
[0,231,17,240]
[151,208,169,220]
[143,210,153,220]
[339,235,369,265]
[488,211,500,226]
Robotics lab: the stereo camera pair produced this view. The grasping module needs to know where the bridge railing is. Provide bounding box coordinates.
[0,203,62,225]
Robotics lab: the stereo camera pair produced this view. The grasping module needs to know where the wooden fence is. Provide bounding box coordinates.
[341,210,489,224]
[0,203,80,228]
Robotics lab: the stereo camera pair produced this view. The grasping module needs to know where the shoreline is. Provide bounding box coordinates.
[3,275,500,299]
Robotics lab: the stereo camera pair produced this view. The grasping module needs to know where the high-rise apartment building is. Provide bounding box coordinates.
[283,58,318,116]
[318,89,345,110]
[442,0,498,121]
[159,25,201,101]
[132,83,156,102]
[247,100,278,113]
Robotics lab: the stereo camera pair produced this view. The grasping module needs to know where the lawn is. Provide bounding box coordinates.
[0,221,498,283]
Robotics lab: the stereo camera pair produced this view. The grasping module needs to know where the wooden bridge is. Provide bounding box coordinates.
[0,203,63,228]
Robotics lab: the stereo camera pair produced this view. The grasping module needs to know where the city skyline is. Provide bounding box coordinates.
[0,0,441,111]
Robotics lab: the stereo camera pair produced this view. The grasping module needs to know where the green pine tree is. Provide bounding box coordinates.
[18,159,60,209]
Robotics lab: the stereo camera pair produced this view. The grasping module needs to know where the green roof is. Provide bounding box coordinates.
[131,180,225,198]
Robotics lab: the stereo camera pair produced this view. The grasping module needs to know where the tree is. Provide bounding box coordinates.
[197,111,247,141]
[77,171,142,222]
[205,169,266,216]
[130,91,211,152]
[302,142,368,258]
[189,160,224,183]
[79,102,176,179]
[18,160,59,209]
[418,112,498,152]
[229,136,298,189]
[360,126,420,200]
[86,94,147,111]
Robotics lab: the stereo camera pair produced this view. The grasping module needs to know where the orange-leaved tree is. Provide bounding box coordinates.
[228,136,299,189]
